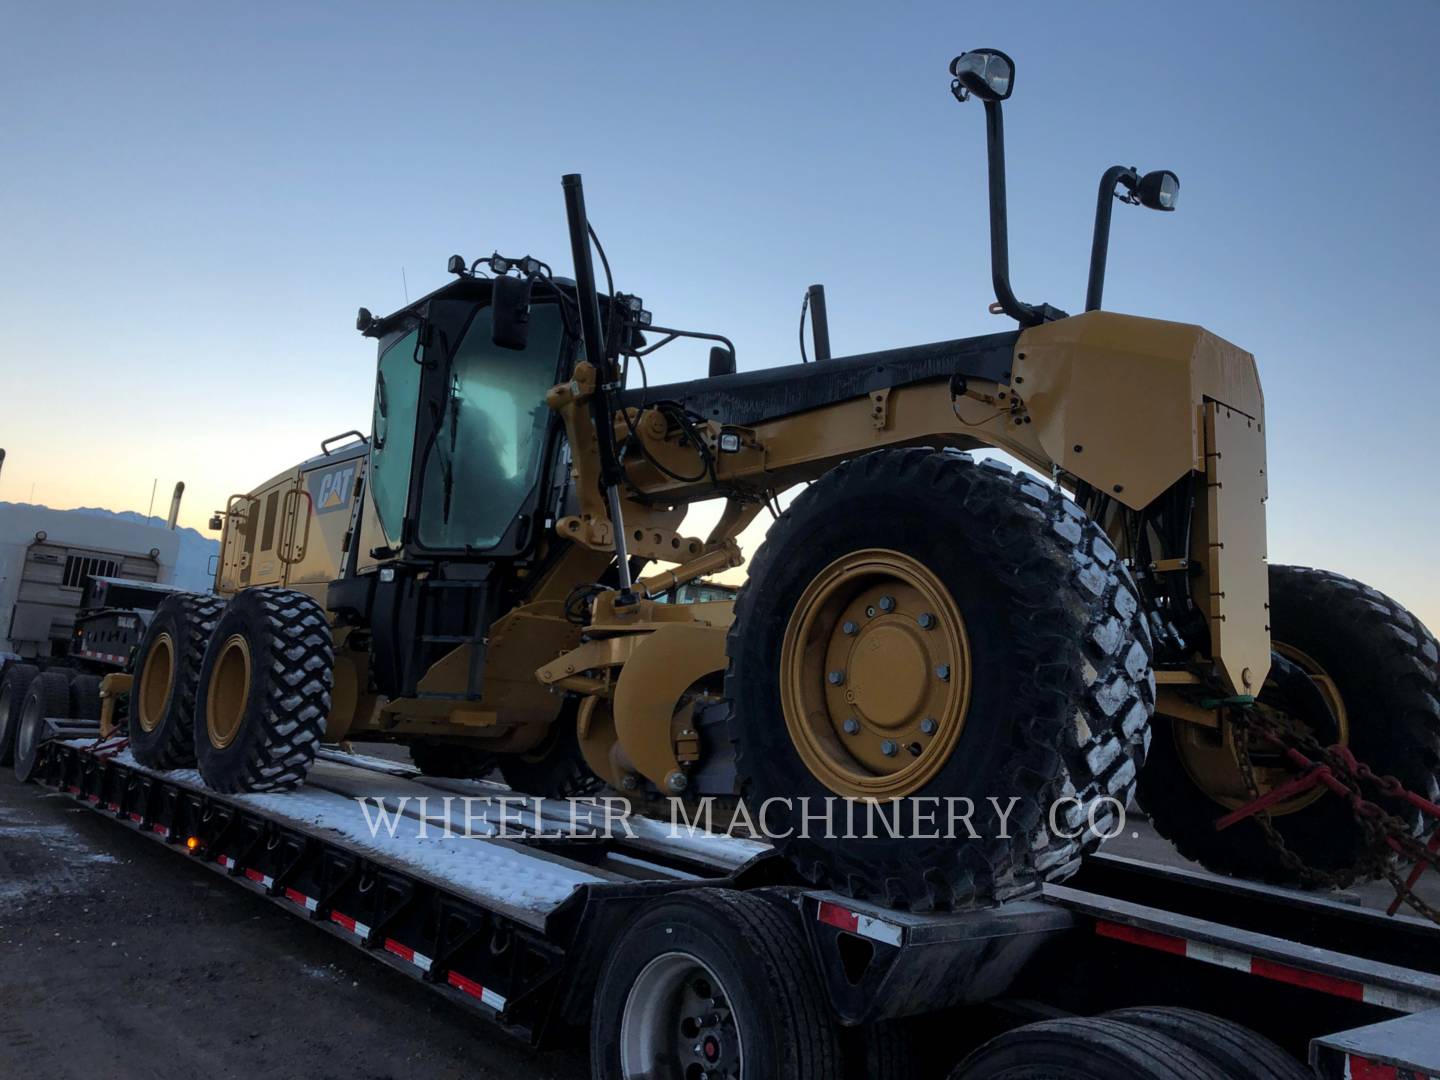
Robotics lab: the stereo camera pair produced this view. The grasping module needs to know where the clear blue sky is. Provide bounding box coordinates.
[2,1,1437,629]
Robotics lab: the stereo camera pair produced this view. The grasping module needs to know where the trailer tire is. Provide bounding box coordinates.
[195,588,332,793]
[0,662,40,766]
[727,450,1153,910]
[843,1019,916,1080]
[591,889,841,1080]
[129,593,225,769]
[949,1016,1231,1080]
[13,671,70,782]
[1139,565,1440,885]
[1107,1007,1309,1079]
[68,674,104,724]
[409,741,497,780]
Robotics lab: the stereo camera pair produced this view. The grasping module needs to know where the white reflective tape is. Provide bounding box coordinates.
[853,913,903,947]
[1184,940,1251,973]
[412,951,433,973]
[1361,983,1437,1014]
[480,987,506,1011]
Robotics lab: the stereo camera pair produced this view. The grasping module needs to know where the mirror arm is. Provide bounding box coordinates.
[1085,165,1139,312]
[981,101,1046,327]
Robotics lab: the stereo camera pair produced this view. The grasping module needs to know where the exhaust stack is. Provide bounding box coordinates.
[166,482,185,530]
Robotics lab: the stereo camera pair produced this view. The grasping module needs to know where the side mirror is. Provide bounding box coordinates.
[1136,170,1180,211]
[491,275,532,351]
[950,49,1015,102]
[356,307,374,333]
[708,345,736,377]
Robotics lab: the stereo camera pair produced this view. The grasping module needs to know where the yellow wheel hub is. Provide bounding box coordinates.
[780,549,970,798]
[1175,642,1349,815]
[206,634,252,750]
[136,632,175,734]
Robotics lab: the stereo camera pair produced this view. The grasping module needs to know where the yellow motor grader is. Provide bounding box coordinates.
[125,49,1440,910]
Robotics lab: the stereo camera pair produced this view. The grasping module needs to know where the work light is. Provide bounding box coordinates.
[1137,170,1180,211]
[949,50,1014,102]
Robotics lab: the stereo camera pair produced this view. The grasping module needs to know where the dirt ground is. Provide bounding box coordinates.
[0,777,587,1080]
[1,770,1434,1079]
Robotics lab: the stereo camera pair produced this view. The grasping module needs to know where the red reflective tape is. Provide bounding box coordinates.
[285,887,306,905]
[1346,1057,1400,1080]
[128,813,142,823]
[107,802,120,811]
[331,911,357,933]
[243,868,265,884]
[86,794,100,803]
[817,901,859,934]
[1250,957,1364,1001]
[150,823,168,836]
[448,971,485,999]
[384,939,414,963]
[1095,919,1187,956]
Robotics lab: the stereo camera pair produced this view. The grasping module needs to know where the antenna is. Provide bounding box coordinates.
[147,478,158,521]
[401,266,410,303]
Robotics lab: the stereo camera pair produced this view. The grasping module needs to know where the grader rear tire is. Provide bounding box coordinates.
[1138,565,1440,886]
[410,741,497,780]
[194,588,332,793]
[128,592,224,769]
[727,450,1154,910]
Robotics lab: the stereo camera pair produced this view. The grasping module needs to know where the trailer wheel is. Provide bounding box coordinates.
[0,662,40,766]
[727,450,1153,909]
[68,674,104,724]
[591,889,840,1080]
[409,741,497,779]
[128,593,224,769]
[13,671,70,782]
[949,1016,1231,1080]
[842,1019,916,1080]
[194,588,332,793]
[1106,1007,1309,1079]
[1139,565,1440,885]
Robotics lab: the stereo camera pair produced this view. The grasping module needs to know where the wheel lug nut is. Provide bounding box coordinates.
[917,612,935,629]
[880,739,898,757]
[920,717,938,735]
[843,718,860,735]
[827,670,845,686]
[936,664,950,681]
[842,620,859,636]
[878,595,896,612]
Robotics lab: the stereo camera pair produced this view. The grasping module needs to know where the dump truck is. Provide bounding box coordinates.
[82,47,1440,919]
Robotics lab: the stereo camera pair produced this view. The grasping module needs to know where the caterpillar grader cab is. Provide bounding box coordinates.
[122,49,1440,913]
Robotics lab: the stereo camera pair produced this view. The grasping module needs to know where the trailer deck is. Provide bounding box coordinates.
[27,734,1440,1077]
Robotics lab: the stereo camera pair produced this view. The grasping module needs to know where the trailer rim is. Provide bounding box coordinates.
[621,950,743,1079]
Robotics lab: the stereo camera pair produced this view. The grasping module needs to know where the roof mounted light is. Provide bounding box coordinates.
[446,254,467,276]
[1136,169,1180,211]
[950,49,1015,102]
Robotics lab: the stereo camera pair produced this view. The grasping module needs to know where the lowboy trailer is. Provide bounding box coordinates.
[20,734,1440,1079]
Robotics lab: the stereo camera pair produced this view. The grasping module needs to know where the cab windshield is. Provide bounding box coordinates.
[416,303,564,550]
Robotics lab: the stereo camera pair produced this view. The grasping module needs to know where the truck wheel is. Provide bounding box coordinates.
[591,889,840,1080]
[1106,1007,1309,1079]
[1139,565,1440,885]
[949,1017,1230,1080]
[194,588,332,793]
[842,1019,916,1080]
[410,741,497,779]
[726,450,1153,909]
[0,662,40,766]
[128,593,225,769]
[13,671,70,782]
[68,674,104,724]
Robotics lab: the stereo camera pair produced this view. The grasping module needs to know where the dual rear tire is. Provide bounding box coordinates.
[129,587,332,793]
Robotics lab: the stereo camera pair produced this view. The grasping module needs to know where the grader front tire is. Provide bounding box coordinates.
[194,588,332,794]
[726,450,1154,910]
